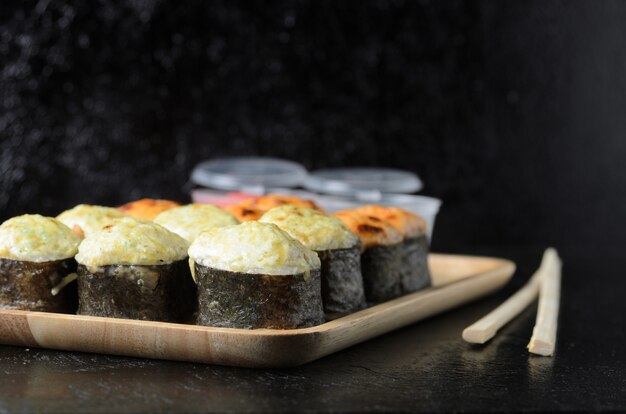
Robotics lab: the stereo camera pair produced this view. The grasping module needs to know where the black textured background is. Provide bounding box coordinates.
[1,0,625,249]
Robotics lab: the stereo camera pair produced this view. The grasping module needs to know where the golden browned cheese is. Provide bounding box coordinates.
[223,204,264,222]
[239,194,324,213]
[260,205,358,251]
[353,205,427,238]
[117,199,181,220]
[333,209,402,249]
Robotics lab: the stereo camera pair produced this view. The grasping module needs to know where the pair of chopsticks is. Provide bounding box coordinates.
[462,248,562,356]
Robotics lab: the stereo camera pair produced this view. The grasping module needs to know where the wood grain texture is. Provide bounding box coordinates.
[0,254,515,367]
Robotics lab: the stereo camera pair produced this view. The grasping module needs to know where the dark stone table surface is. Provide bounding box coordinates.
[1,246,624,413]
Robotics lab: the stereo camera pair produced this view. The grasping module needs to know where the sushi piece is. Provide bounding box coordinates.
[260,205,365,314]
[117,198,181,220]
[223,204,264,222]
[0,214,81,312]
[189,221,324,329]
[75,217,195,322]
[57,204,127,238]
[154,204,238,243]
[223,194,323,222]
[354,205,431,293]
[239,194,324,213]
[333,210,404,302]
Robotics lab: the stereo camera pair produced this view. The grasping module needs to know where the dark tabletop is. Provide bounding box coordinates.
[1,246,624,413]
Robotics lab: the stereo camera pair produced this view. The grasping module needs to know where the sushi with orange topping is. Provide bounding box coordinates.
[353,205,431,293]
[333,209,404,302]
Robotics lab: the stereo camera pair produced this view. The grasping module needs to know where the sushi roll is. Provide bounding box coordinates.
[0,214,81,312]
[189,221,324,329]
[333,210,404,303]
[223,204,264,222]
[57,204,127,238]
[260,205,365,314]
[354,205,431,293]
[117,198,181,220]
[75,217,195,322]
[154,204,238,243]
[224,194,323,222]
[238,194,324,213]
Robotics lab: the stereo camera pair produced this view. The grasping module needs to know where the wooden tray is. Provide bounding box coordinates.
[0,253,515,368]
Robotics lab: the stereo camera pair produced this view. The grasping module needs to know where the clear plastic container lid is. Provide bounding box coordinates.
[304,167,423,199]
[190,157,308,194]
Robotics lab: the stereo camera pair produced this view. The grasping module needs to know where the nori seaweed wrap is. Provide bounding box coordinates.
[401,235,431,292]
[359,242,404,302]
[75,217,194,322]
[194,266,323,329]
[316,246,365,314]
[260,205,366,314]
[76,261,196,322]
[189,221,324,329]
[0,258,78,312]
[334,210,405,302]
[0,215,81,312]
[354,205,431,293]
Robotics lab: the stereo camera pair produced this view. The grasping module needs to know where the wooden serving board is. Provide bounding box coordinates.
[0,254,515,368]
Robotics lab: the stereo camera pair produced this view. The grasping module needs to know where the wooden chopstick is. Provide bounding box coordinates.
[462,248,560,350]
[528,248,562,356]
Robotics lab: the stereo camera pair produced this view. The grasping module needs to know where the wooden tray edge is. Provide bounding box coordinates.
[0,254,516,368]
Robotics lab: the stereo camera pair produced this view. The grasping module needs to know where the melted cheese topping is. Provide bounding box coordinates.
[188,221,320,275]
[260,205,358,251]
[154,204,238,243]
[333,210,403,249]
[354,205,427,237]
[0,214,80,262]
[57,204,127,238]
[223,204,264,222]
[240,194,323,212]
[75,217,189,267]
[117,198,181,220]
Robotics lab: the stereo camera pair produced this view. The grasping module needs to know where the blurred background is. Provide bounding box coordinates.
[1,0,624,250]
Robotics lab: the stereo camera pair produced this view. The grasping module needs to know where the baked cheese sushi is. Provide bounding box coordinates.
[260,205,365,314]
[224,194,323,222]
[223,204,264,222]
[354,205,431,293]
[57,204,127,238]
[334,210,403,302]
[0,214,81,312]
[75,217,195,322]
[239,194,323,212]
[154,204,238,243]
[117,198,181,220]
[189,221,324,329]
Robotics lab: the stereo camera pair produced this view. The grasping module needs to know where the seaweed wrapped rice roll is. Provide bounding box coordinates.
[333,210,404,302]
[75,218,195,322]
[260,205,366,314]
[189,221,324,329]
[224,194,323,222]
[354,205,431,293]
[0,214,81,312]
[57,204,127,238]
[239,194,324,212]
[117,198,181,220]
[223,204,264,222]
[154,204,238,243]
